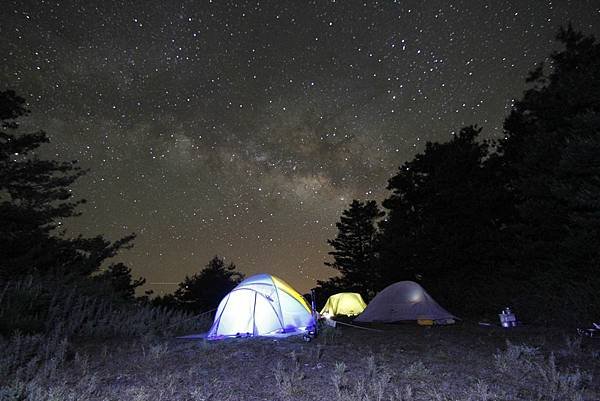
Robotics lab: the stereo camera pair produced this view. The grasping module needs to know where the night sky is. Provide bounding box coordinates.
[2,1,599,294]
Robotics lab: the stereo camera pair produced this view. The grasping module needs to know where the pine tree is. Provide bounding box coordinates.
[378,126,510,315]
[320,200,384,299]
[543,114,600,320]
[0,90,134,279]
[173,256,244,313]
[496,26,600,322]
[96,262,146,300]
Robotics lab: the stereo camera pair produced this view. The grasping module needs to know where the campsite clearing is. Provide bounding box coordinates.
[10,322,599,400]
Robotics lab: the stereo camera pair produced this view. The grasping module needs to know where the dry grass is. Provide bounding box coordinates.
[1,280,599,400]
[1,324,599,401]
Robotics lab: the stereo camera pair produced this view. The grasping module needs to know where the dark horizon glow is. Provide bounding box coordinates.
[2,1,599,293]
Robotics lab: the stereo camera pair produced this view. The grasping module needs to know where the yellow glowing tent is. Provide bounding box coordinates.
[320,292,367,317]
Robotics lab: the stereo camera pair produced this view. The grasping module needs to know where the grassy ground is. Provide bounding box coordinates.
[2,320,599,401]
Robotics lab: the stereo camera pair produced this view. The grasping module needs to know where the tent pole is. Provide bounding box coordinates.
[252,292,258,336]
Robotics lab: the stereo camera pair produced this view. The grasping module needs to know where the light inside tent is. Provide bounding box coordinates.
[207,273,315,339]
[409,289,423,302]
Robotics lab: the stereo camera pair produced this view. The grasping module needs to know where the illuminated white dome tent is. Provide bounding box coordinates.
[207,274,316,339]
[354,281,456,324]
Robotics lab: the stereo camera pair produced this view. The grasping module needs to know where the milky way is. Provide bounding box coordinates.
[2,0,599,293]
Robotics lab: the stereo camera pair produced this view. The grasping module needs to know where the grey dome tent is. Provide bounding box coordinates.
[354,281,456,324]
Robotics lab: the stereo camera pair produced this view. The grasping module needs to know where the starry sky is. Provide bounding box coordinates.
[2,0,599,294]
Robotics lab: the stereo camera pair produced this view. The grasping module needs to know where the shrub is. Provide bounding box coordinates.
[492,340,540,378]
[492,340,592,401]
[274,351,305,400]
[535,353,590,401]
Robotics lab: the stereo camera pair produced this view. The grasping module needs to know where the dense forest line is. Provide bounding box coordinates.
[317,26,600,324]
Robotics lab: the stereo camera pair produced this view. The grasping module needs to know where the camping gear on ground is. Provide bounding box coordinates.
[354,281,456,324]
[303,289,319,342]
[499,307,517,328]
[207,273,316,339]
[577,322,600,338]
[320,292,367,318]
